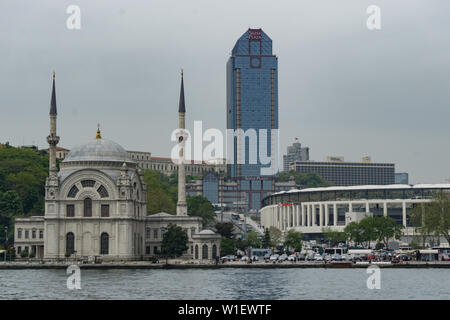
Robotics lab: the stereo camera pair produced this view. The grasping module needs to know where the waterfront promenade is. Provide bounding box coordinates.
[1,260,449,269]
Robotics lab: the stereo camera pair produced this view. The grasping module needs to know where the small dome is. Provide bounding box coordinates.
[64,138,130,163]
[198,229,216,235]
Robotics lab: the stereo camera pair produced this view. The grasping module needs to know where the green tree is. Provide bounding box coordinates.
[344,222,365,246]
[262,228,271,249]
[160,224,189,258]
[278,171,333,188]
[187,196,216,226]
[409,190,450,246]
[142,170,177,214]
[215,222,234,239]
[244,231,261,249]
[269,226,282,249]
[359,216,378,247]
[373,216,404,250]
[283,229,303,252]
[220,237,235,256]
[322,227,345,246]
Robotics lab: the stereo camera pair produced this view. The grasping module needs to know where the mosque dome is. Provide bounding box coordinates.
[63,138,130,163]
[198,229,216,235]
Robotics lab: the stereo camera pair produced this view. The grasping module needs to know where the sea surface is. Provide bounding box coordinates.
[0,268,449,300]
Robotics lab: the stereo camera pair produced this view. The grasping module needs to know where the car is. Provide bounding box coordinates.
[314,254,324,261]
[331,254,341,261]
[263,253,271,261]
[441,254,450,261]
[306,253,315,261]
[279,254,288,261]
[340,254,351,261]
[221,255,236,262]
[287,254,296,261]
[269,254,279,262]
[241,256,249,261]
[296,253,306,261]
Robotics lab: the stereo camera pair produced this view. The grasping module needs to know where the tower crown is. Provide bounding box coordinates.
[50,72,57,115]
[178,70,185,113]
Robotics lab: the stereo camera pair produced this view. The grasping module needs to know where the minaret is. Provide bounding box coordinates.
[176,70,188,216]
[46,71,60,180]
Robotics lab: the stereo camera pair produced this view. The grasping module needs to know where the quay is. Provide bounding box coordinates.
[1,261,450,270]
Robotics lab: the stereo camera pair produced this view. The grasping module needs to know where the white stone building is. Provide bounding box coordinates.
[14,72,221,262]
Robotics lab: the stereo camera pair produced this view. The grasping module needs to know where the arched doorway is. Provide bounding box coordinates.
[100,233,109,255]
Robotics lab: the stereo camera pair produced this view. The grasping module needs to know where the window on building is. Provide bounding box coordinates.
[97,185,109,198]
[146,228,151,239]
[25,230,29,239]
[195,245,199,259]
[202,244,208,259]
[81,180,96,188]
[18,229,22,239]
[17,247,22,254]
[66,232,75,256]
[67,204,75,217]
[146,246,150,255]
[39,230,43,239]
[100,233,109,254]
[212,244,217,259]
[68,185,79,198]
[101,204,110,217]
[153,229,158,239]
[84,198,92,217]
[32,229,36,239]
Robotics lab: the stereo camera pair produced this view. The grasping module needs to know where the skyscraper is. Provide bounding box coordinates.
[283,140,310,172]
[226,28,279,211]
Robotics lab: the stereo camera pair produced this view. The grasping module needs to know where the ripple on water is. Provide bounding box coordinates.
[0,268,449,300]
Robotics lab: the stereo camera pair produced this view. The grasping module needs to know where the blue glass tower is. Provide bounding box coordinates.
[226,28,279,211]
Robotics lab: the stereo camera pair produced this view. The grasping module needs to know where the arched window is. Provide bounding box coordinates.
[195,245,199,259]
[212,244,217,259]
[202,244,208,260]
[66,232,75,255]
[84,198,92,217]
[97,185,109,198]
[100,233,109,254]
[81,180,95,188]
[68,185,79,198]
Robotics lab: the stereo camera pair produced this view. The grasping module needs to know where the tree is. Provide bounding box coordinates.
[142,170,177,214]
[410,190,450,246]
[322,227,345,246]
[359,216,378,247]
[244,231,261,249]
[187,196,216,227]
[160,224,188,259]
[269,226,282,249]
[220,237,235,256]
[278,171,333,188]
[344,222,365,247]
[215,222,234,239]
[283,229,303,252]
[373,216,404,250]
[262,228,271,249]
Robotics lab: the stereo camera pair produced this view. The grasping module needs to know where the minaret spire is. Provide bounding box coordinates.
[47,71,60,179]
[176,71,188,216]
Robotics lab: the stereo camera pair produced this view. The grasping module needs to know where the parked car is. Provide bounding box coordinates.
[314,254,324,261]
[288,254,296,261]
[221,255,236,262]
[241,256,249,261]
[306,253,315,261]
[340,254,351,261]
[263,253,271,261]
[296,253,306,261]
[269,254,279,262]
[279,254,288,261]
[331,254,341,261]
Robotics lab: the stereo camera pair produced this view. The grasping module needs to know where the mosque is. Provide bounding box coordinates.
[13,72,221,262]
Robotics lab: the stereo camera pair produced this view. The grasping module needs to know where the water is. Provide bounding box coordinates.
[0,268,449,300]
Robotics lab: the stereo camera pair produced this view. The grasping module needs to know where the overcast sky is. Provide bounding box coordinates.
[1,0,449,184]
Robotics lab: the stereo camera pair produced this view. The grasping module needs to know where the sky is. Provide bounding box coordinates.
[0,0,449,184]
